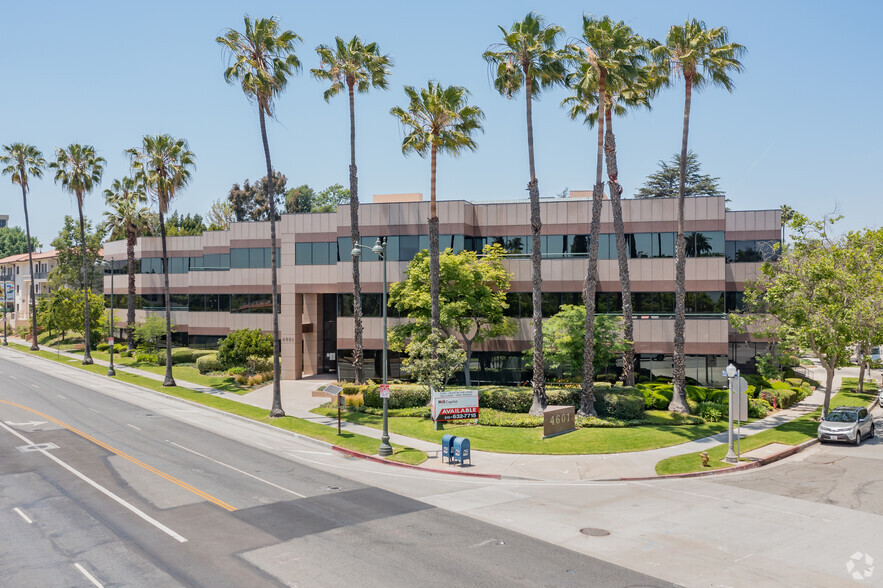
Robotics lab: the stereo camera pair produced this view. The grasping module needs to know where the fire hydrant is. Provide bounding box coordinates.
[700,452,710,467]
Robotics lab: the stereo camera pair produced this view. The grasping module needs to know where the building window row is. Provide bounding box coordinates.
[725,240,780,263]
[140,248,281,273]
[107,293,279,313]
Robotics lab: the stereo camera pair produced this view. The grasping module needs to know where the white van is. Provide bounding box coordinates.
[852,346,881,364]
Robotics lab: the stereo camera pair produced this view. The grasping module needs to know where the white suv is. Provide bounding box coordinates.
[817,406,875,445]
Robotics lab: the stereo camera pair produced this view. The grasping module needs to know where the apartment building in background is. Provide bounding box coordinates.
[0,250,59,328]
[102,194,780,386]
[0,214,9,228]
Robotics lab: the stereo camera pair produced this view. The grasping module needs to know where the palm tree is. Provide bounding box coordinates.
[0,143,45,351]
[126,135,195,386]
[50,145,105,364]
[218,15,300,417]
[103,177,151,351]
[484,12,566,416]
[390,83,484,341]
[651,19,744,412]
[312,36,392,385]
[565,17,653,391]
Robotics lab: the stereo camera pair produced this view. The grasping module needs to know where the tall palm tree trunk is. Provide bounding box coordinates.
[348,81,364,384]
[581,72,605,417]
[525,76,546,416]
[21,186,39,351]
[259,106,284,417]
[605,111,634,386]
[126,226,137,350]
[669,78,693,413]
[158,209,175,386]
[429,142,440,334]
[78,199,93,364]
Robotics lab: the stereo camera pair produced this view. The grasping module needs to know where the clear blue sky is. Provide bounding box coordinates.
[2,1,881,247]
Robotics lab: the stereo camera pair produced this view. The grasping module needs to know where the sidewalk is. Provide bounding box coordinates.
[2,338,858,481]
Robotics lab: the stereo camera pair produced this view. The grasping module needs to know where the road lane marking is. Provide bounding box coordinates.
[0,420,187,543]
[256,441,273,449]
[57,395,66,400]
[89,408,101,414]
[167,440,306,498]
[0,399,236,513]
[74,563,103,587]
[13,507,33,524]
[31,384,38,389]
[126,424,141,431]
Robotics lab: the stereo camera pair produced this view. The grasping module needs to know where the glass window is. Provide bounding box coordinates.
[338,293,354,317]
[399,236,420,261]
[598,234,613,260]
[633,292,654,313]
[542,292,560,317]
[313,242,330,265]
[295,242,311,265]
[658,292,675,313]
[699,231,724,257]
[725,241,736,263]
[189,256,203,269]
[189,294,205,312]
[631,233,652,259]
[170,294,188,310]
[567,235,589,256]
[231,248,249,268]
[230,294,248,313]
[418,235,429,253]
[542,235,566,257]
[205,294,219,312]
[726,291,744,312]
[654,232,675,258]
[735,241,761,262]
[362,293,380,317]
[757,240,780,261]
[249,248,264,268]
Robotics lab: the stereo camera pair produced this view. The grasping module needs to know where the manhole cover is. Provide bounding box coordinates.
[580,527,610,537]
[327,485,341,491]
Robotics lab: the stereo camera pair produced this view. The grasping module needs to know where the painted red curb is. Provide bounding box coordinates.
[331,446,502,479]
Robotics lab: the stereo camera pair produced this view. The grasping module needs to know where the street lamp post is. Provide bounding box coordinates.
[352,237,392,457]
[2,265,8,346]
[724,362,738,464]
[95,259,116,377]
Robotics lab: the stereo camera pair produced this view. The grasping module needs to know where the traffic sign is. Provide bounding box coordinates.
[379,384,390,398]
[734,376,749,396]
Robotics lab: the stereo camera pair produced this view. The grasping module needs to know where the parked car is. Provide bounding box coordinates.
[817,406,875,445]
[851,346,881,364]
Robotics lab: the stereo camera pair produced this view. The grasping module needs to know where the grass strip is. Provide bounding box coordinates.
[4,343,426,466]
[311,406,729,455]
[654,391,874,475]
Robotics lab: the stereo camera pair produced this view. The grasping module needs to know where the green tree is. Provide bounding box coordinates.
[127,134,196,387]
[313,35,392,385]
[37,287,78,343]
[217,328,273,373]
[390,82,484,360]
[634,151,725,199]
[228,171,287,221]
[164,211,207,236]
[484,12,566,416]
[135,315,174,353]
[206,198,235,231]
[49,215,105,292]
[404,331,466,394]
[1,143,46,350]
[529,305,629,380]
[218,15,301,417]
[311,184,350,213]
[388,244,517,386]
[103,176,151,350]
[651,20,745,413]
[50,144,106,364]
[0,226,42,258]
[841,228,883,393]
[284,183,314,214]
[732,214,849,417]
[74,289,105,347]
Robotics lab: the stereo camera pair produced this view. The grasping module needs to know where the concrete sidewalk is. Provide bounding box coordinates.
[5,337,863,480]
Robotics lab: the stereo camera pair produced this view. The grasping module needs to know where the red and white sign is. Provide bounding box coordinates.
[432,389,479,422]
[108,337,114,346]
[379,384,390,398]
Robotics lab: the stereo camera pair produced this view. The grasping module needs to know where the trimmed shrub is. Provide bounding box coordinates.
[697,401,726,422]
[135,352,157,364]
[196,354,223,374]
[479,387,534,413]
[770,380,793,390]
[218,328,272,369]
[594,387,645,420]
[749,398,772,418]
[638,385,672,410]
[687,398,699,413]
[785,378,804,388]
[479,409,543,427]
[247,356,272,374]
[227,366,246,376]
[97,343,110,352]
[363,384,427,409]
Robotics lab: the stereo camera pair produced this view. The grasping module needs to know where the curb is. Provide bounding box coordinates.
[331,446,502,479]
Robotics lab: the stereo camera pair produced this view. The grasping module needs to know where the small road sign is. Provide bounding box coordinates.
[379,384,390,398]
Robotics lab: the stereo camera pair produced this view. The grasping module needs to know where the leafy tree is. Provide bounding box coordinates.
[313,35,392,385]
[311,183,350,213]
[634,151,725,199]
[563,17,652,391]
[841,228,883,393]
[49,216,105,292]
[388,244,517,386]
[164,211,207,236]
[390,82,484,363]
[127,134,195,386]
[284,183,314,214]
[135,315,174,353]
[1,143,46,350]
[103,176,151,350]
[528,305,629,380]
[73,290,105,347]
[218,15,301,417]
[228,171,287,221]
[50,144,106,364]
[404,331,466,393]
[651,20,744,413]
[484,12,566,416]
[0,226,42,258]
[206,198,235,231]
[37,287,78,343]
[217,328,273,373]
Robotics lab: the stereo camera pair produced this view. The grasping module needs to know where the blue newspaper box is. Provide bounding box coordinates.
[452,437,471,466]
[441,434,456,463]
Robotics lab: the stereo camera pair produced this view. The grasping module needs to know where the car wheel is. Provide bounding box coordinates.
[855,429,862,445]
[871,424,876,439]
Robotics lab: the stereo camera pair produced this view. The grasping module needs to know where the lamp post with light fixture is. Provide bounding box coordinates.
[725,362,738,464]
[351,237,392,457]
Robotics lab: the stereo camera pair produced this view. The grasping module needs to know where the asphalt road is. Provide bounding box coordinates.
[0,350,670,588]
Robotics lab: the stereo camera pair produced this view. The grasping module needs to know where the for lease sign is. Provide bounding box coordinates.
[432,389,479,422]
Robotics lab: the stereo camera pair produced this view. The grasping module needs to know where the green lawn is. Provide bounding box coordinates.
[840,377,878,393]
[3,343,426,466]
[311,406,730,455]
[655,391,874,475]
[90,350,249,395]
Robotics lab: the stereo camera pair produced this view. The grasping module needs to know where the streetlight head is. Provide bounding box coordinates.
[372,238,384,255]
[351,247,361,258]
[726,363,737,378]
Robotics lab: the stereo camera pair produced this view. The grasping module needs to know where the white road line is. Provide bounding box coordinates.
[255,441,273,449]
[31,384,39,389]
[0,421,187,543]
[10,375,16,379]
[734,553,754,563]
[126,424,141,431]
[57,394,66,400]
[167,440,306,498]
[89,408,101,414]
[73,563,103,587]
[13,507,33,524]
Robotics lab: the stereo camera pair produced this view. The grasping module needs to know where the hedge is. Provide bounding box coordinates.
[363,384,428,409]
[196,354,223,374]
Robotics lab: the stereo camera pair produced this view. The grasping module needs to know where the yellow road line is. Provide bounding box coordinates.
[0,398,237,512]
